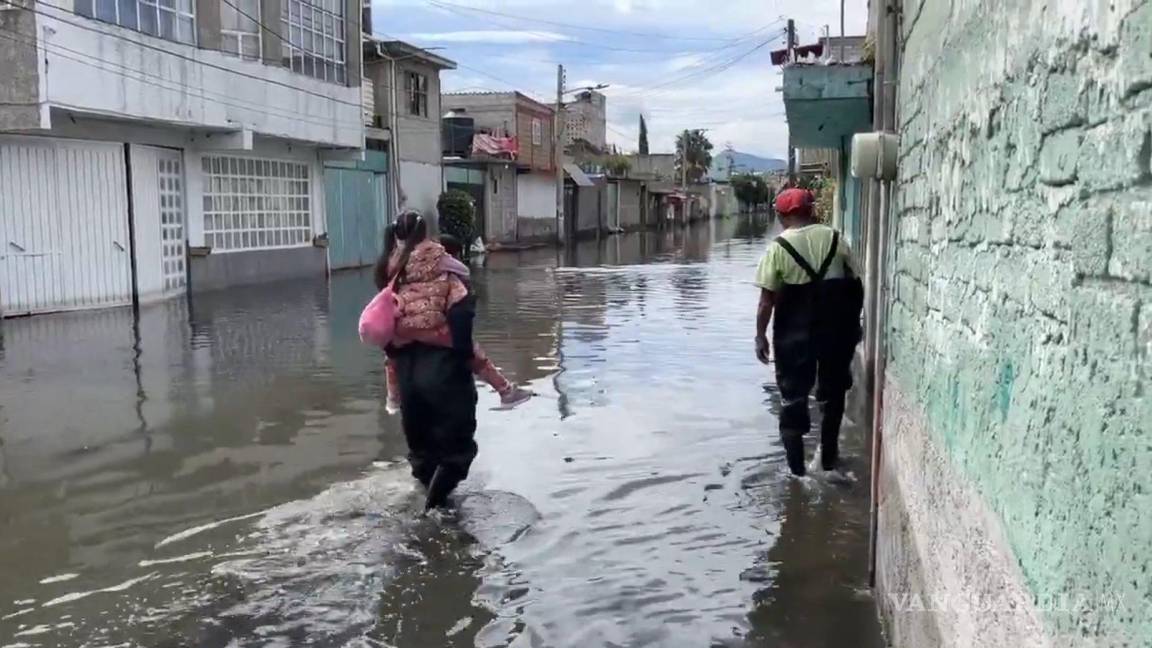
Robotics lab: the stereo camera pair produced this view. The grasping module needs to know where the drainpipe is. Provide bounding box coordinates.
[376,42,403,218]
[867,0,900,588]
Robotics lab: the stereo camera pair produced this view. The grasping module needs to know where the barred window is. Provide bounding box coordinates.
[201,156,313,252]
[281,0,346,84]
[76,0,196,45]
[405,71,428,117]
[220,0,261,60]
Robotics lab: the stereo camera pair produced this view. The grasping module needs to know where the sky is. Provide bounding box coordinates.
[372,0,869,160]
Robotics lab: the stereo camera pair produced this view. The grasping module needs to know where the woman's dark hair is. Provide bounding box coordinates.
[439,233,464,260]
[374,210,427,290]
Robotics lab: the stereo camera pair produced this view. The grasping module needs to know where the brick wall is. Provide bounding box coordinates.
[879,0,1151,645]
[516,100,554,172]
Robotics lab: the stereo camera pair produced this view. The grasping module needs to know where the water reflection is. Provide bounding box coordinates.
[0,215,883,647]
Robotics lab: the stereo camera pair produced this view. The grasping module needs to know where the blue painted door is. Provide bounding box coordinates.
[325,166,389,270]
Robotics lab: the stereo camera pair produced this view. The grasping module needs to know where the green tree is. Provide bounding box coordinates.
[675,129,714,184]
[638,115,649,155]
[605,153,632,177]
[730,173,772,211]
[436,189,476,244]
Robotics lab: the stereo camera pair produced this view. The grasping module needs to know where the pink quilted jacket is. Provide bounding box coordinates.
[389,240,468,335]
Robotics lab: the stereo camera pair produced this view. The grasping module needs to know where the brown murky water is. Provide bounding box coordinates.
[0,217,885,648]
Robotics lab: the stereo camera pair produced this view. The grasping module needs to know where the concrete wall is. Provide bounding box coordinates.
[627,154,676,181]
[514,215,556,244]
[22,4,362,148]
[399,160,443,219]
[0,4,46,130]
[574,179,606,237]
[442,93,517,136]
[517,172,555,221]
[397,59,442,165]
[190,247,327,292]
[515,98,554,173]
[616,180,643,231]
[486,163,518,243]
[709,184,738,218]
[878,1,1152,647]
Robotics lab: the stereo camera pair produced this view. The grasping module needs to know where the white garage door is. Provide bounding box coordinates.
[0,137,133,316]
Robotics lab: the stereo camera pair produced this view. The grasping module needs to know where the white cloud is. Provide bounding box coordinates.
[405,30,572,44]
[379,0,868,157]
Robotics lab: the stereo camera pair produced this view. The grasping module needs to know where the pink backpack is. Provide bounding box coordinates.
[358,283,399,347]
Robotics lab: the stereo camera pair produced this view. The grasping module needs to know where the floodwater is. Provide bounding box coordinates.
[0,216,885,648]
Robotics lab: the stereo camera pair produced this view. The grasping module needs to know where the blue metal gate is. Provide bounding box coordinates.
[325,151,390,270]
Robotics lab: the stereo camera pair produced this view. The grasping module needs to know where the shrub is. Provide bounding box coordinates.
[436,190,476,244]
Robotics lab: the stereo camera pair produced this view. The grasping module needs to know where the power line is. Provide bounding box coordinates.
[0,27,369,132]
[10,2,364,111]
[368,30,551,102]
[423,0,783,55]
[614,32,782,98]
[423,0,756,43]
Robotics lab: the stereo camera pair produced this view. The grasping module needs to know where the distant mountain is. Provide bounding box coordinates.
[711,151,787,180]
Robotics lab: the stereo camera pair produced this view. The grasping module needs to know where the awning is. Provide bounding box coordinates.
[564,163,594,187]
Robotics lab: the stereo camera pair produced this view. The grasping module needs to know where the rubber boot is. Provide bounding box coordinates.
[819,398,845,471]
[424,465,459,511]
[781,431,807,476]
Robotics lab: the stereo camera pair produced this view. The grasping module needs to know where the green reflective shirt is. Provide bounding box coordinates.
[754,224,860,292]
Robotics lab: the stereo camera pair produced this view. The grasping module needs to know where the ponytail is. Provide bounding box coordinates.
[374,210,427,291]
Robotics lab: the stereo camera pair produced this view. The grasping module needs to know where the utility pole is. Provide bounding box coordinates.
[786,19,797,185]
[680,129,688,188]
[840,0,846,62]
[554,64,566,245]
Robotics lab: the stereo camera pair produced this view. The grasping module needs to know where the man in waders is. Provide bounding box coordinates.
[754,188,864,476]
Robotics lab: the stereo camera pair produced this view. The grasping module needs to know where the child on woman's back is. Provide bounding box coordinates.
[378,211,531,413]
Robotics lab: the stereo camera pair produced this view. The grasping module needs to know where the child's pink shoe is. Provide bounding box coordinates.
[496,386,533,409]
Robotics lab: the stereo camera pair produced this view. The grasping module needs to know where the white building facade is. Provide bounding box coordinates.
[0,0,363,316]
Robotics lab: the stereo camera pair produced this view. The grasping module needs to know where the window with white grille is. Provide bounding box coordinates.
[201,156,313,252]
[76,0,196,44]
[220,0,261,60]
[281,0,346,83]
[531,118,542,146]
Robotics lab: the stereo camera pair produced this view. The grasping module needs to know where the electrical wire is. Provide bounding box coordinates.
[422,0,762,43]
[422,0,785,56]
[9,2,365,110]
[613,31,783,98]
[0,27,372,132]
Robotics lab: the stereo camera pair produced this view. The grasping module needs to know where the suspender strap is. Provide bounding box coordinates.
[816,231,840,279]
[774,237,819,281]
[774,230,840,281]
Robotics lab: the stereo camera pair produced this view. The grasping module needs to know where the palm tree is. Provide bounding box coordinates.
[675,129,714,185]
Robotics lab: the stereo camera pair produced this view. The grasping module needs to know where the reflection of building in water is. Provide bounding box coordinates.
[0,300,193,484]
[0,280,399,603]
[471,264,563,388]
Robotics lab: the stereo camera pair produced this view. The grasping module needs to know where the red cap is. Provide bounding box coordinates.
[774,188,815,215]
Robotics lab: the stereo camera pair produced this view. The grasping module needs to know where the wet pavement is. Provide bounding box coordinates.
[0,216,886,648]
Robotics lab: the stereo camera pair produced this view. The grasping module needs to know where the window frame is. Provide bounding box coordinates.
[405,71,429,118]
[280,0,347,84]
[220,0,262,60]
[201,155,314,253]
[531,117,542,146]
[77,0,197,45]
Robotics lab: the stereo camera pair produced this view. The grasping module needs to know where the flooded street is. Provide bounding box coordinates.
[0,217,885,648]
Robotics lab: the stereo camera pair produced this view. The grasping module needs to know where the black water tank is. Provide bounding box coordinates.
[442,112,475,157]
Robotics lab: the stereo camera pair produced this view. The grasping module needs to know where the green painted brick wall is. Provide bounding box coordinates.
[890,0,1151,642]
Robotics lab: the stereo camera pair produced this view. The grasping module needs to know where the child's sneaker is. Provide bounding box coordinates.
[496,386,533,409]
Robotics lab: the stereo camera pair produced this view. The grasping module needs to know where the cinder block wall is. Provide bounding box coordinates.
[878,0,1150,646]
